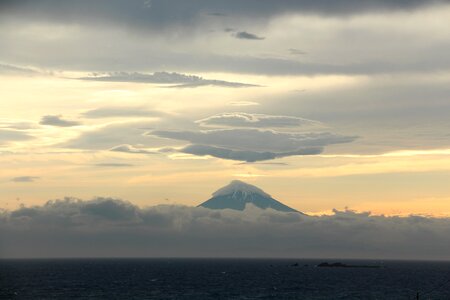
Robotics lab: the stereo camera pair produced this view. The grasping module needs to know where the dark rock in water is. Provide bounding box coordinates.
[290,263,299,267]
[198,180,300,213]
[317,262,381,268]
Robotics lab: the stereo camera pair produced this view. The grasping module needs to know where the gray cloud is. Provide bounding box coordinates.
[259,76,450,153]
[110,144,158,155]
[148,128,355,161]
[1,0,442,30]
[150,129,356,153]
[93,163,135,168]
[79,71,260,88]
[180,144,322,162]
[11,176,39,182]
[40,115,80,127]
[0,120,37,130]
[82,107,163,119]
[196,113,322,128]
[288,48,307,55]
[2,197,450,259]
[0,63,39,75]
[2,1,450,77]
[0,129,34,145]
[234,31,265,40]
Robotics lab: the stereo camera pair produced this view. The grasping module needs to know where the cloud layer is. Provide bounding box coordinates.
[148,128,355,161]
[2,197,450,259]
[80,72,259,88]
[180,144,322,162]
[196,113,322,128]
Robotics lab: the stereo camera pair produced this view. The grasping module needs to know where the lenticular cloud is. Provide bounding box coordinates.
[1,197,450,259]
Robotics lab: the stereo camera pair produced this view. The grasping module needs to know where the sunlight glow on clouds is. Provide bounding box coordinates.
[0,0,449,216]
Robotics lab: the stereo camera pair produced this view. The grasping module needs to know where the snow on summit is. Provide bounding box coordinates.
[212,180,271,199]
[199,180,300,213]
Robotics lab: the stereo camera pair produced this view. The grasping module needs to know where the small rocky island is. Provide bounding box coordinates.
[317,262,381,268]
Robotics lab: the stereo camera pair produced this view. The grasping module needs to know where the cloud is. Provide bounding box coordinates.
[148,128,355,161]
[2,2,450,77]
[0,63,39,75]
[40,115,80,127]
[228,101,259,107]
[110,144,158,155]
[288,48,307,55]
[79,71,259,88]
[62,121,180,150]
[208,12,226,17]
[150,129,356,153]
[234,31,265,40]
[1,0,442,31]
[11,176,39,183]
[196,113,322,128]
[2,197,450,259]
[0,119,37,130]
[93,163,134,167]
[180,144,322,162]
[0,129,34,145]
[82,107,163,119]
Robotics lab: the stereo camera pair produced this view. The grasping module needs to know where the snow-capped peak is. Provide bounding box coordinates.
[212,180,271,198]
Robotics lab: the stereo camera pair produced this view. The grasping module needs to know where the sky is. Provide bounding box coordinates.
[1,0,450,217]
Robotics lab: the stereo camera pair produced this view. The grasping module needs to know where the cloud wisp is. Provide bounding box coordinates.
[110,144,158,155]
[79,72,260,88]
[40,115,81,127]
[2,197,450,259]
[11,176,40,183]
[196,113,322,129]
[93,163,135,168]
[82,107,163,119]
[0,129,34,145]
[234,31,265,40]
[0,63,40,76]
[180,144,322,162]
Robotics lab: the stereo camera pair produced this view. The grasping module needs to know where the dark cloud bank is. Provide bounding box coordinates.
[2,0,444,27]
[1,197,450,259]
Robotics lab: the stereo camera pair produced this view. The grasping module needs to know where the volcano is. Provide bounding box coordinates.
[198,180,300,213]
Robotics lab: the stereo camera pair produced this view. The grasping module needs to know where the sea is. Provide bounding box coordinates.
[1,258,450,299]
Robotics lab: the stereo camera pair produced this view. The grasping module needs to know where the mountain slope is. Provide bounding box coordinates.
[198,180,300,213]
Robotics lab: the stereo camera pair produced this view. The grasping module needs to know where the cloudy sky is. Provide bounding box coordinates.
[1,0,450,216]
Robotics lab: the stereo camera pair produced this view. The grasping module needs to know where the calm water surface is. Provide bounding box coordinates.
[1,258,450,299]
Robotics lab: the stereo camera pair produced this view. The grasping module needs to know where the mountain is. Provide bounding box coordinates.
[198,180,300,213]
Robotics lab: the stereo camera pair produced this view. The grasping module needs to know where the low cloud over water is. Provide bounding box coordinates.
[1,197,449,259]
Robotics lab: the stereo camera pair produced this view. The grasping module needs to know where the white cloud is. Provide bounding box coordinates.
[228,101,259,107]
[196,112,322,128]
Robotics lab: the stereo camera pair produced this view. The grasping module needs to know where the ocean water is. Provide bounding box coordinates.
[1,258,450,299]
